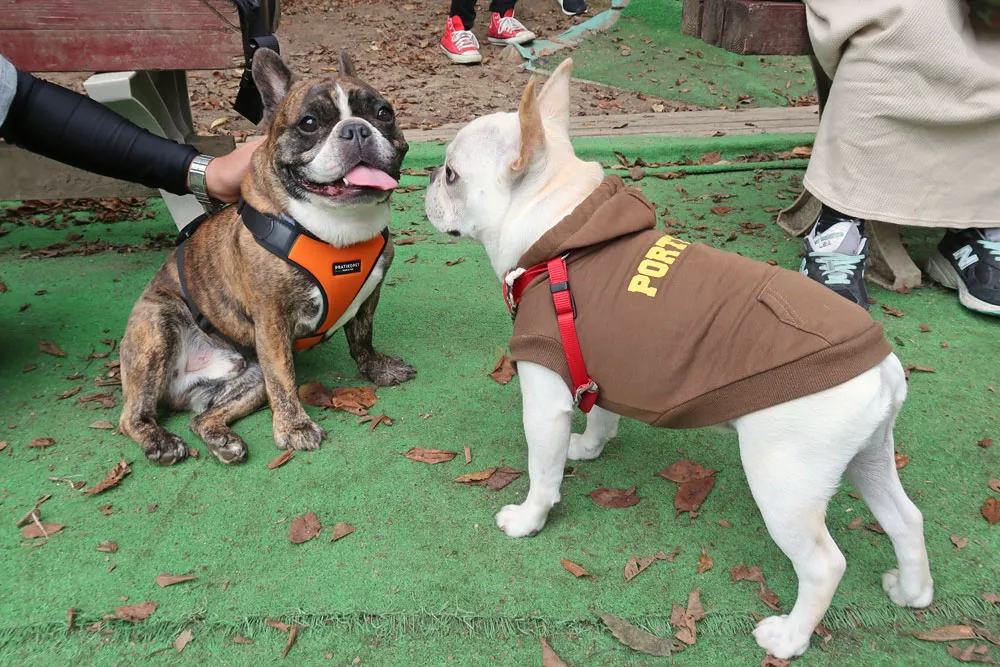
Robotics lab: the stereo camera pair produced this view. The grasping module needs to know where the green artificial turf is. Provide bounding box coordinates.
[533,0,817,110]
[0,135,997,666]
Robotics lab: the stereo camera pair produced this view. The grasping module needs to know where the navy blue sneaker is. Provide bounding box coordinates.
[800,215,869,310]
[926,228,1000,316]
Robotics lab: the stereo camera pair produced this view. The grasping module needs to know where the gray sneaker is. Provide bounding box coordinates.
[800,218,870,310]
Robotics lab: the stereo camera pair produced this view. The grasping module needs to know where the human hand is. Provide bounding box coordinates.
[203,138,263,203]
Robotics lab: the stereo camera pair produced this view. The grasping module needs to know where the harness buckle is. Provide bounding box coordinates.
[573,380,599,405]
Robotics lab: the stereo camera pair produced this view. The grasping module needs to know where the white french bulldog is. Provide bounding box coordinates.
[424,59,934,659]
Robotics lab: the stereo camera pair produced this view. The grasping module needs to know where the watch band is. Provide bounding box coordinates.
[187,154,224,212]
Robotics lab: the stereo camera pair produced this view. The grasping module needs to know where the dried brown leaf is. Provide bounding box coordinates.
[486,466,522,490]
[866,521,886,534]
[84,459,131,494]
[330,386,378,416]
[540,636,569,667]
[919,323,931,333]
[671,602,697,645]
[658,460,717,483]
[174,629,194,653]
[623,550,668,582]
[445,257,465,266]
[761,656,791,667]
[266,618,292,632]
[155,573,198,587]
[847,517,864,530]
[697,549,714,574]
[455,467,498,483]
[710,206,732,216]
[464,445,472,464]
[268,451,293,469]
[913,623,976,643]
[686,587,706,622]
[330,522,355,542]
[731,564,780,611]
[360,414,392,431]
[232,635,254,644]
[984,593,1000,604]
[39,340,66,357]
[283,624,298,657]
[989,479,1000,493]
[489,355,517,385]
[0,441,6,452]
[790,145,812,158]
[980,438,995,449]
[58,386,82,400]
[982,497,1000,526]
[674,476,715,515]
[89,420,115,430]
[21,522,65,538]
[28,437,56,449]
[298,382,333,407]
[589,486,641,509]
[96,541,118,553]
[560,559,592,578]
[600,613,684,657]
[947,644,993,663]
[628,166,645,181]
[881,304,904,318]
[67,607,75,633]
[951,535,970,550]
[115,601,157,622]
[697,152,721,166]
[895,452,911,469]
[289,511,321,544]
[402,448,457,464]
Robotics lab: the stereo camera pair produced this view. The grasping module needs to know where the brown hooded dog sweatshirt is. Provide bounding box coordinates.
[507,176,892,429]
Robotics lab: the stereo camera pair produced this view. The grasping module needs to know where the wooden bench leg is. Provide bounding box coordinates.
[83,70,206,231]
[866,221,923,291]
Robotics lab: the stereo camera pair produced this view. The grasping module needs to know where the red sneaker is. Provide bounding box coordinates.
[441,16,483,64]
[488,10,537,45]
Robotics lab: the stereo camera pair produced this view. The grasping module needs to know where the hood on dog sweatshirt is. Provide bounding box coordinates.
[507,175,893,428]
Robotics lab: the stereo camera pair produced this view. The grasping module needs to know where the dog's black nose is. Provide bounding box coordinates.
[339,122,372,141]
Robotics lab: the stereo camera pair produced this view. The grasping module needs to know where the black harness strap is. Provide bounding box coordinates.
[175,211,257,358]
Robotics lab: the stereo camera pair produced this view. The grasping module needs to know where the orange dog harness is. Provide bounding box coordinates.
[177,200,388,356]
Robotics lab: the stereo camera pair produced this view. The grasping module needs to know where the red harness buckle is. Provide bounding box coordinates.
[505,255,599,413]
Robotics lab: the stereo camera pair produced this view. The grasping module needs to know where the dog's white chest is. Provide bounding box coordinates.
[296,254,388,339]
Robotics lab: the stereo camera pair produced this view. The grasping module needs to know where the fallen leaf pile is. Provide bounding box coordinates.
[658,460,717,516]
[671,587,706,645]
[454,466,522,491]
[298,382,378,417]
[731,564,780,611]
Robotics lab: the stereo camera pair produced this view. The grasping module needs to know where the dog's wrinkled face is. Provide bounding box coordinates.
[253,49,408,209]
[425,113,523,241]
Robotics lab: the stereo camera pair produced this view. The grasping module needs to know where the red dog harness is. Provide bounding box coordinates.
[177,200,388,356]
[504,255,599,412]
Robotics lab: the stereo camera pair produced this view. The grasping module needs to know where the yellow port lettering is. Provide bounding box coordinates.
[645,246,679,264]
[638,259,669,278]
[628,275,657,297]
[655,235,689,251]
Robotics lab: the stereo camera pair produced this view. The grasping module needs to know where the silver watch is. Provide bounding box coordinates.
[188,154,224,212]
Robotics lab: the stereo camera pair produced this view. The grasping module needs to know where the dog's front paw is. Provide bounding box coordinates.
[568,433,605,461]
[274,417,325,451]
[882,568,934,608]
[143,431,189,465]
[358,353,416,387]
[752,615,811,660]
[496,503,548,538]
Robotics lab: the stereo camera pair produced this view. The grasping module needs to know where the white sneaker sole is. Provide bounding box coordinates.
[488,32,536,45]
[557,1,586,15]
[926,251,1000,316]
[440,44,482,64]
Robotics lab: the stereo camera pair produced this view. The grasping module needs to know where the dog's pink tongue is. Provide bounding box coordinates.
[344,165,398,190]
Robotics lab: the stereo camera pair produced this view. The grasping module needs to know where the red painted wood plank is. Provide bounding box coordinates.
[2,30,243,72]
[3,0,239,31]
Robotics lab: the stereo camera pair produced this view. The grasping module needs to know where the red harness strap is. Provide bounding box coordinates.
[505,256,599,412]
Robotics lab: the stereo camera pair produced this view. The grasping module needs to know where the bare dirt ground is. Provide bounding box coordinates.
[40,0,691,140]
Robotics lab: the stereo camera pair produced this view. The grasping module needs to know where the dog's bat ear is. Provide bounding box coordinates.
[512,76,544,172]
[252,48,295,121]
[537,58,572,134]
[339,49,358,78]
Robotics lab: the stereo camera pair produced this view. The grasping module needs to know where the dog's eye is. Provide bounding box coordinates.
[445,165,458,185]
[297,116,318,133]
[375,105,394,122]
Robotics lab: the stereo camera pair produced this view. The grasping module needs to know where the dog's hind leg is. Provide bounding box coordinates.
[119,315,189,465]
[846,359,933,608]
[568,405,619,461]
[189,361,267,464]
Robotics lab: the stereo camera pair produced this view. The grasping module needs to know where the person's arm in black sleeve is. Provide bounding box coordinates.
[0,67,198,196]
